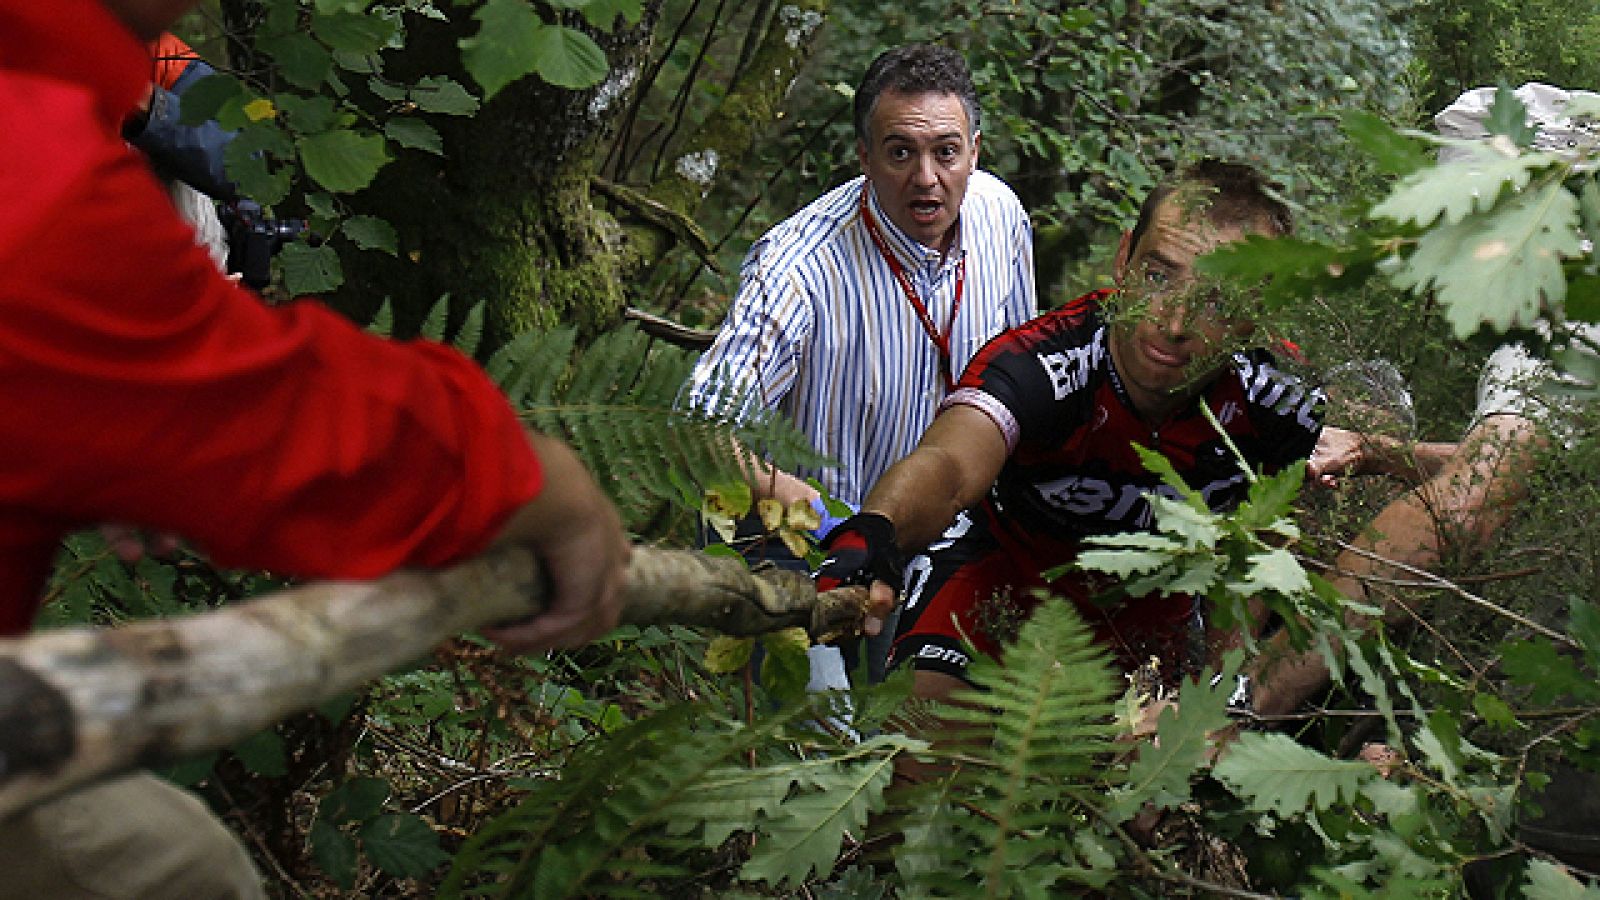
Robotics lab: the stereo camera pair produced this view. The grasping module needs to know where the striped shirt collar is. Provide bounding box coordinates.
[862,182,967,273]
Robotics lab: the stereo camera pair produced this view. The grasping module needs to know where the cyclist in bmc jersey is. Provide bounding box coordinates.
[815,160,1323,704]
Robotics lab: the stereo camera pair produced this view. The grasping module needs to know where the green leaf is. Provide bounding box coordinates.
[384,117,443,155]
[703,635,754,674]
[158,752,218,787]
[223,123,293,206]
[232,728,288,777]
[1195,233,1373,312]
[275,93,340,133]
[1160,557,1219,595]
[1390,179,1582,336]
[454,300,486,357]
[1576,278,1600,323]
[367,298,394,335]
[1229,547,1311,597]
[1523,858,1600,899]
[1148,494,1220,549]
[314,0,370,13]
[460,0,549,100]
[310,819,358,889]
[1074,546,1177,578]
[1502,638,1599,703]
[1571,600,1600,671]
[367,76,408,102]
[1109,660,1233,819]
[1213,732,1372,815]
[1472,691,1520,731]
[280,241,345,295]
[669,762,794,846]
[312,10,397,54]
[297,128,391,193]
[1236,464,1305,530]
[1486,85,1537,147]
[740,752,898,886]
[410,76,480,115]
[320,776,391,824]
[177,72,243,126]
[359,813,450,879]
[257,31,333,89]
[759,628,811,702]
[420,293,450,341]
[1341,109,1430,176]
[529,25,609,90]
[341,215,398,255]
[1134,444,1202,506]
[571,0,645,29]
[1373,152,1555,227]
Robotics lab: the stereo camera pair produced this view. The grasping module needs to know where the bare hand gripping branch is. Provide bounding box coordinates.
[0,545,864,820]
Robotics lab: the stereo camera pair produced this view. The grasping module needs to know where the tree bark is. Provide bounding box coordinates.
[0,545,864,821]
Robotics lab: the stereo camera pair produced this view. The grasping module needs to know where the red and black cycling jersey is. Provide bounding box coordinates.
[887,292,1324,682]
[945,290,1323,550]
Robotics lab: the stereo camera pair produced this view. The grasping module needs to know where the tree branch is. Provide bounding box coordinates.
[0,545,864,820]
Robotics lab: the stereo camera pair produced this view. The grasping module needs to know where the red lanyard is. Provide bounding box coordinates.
[859,189,966,394]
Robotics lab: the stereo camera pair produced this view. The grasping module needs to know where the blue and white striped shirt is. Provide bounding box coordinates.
[686,170,1037,505]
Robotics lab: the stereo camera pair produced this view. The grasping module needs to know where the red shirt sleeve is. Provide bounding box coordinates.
[0,130,543,589]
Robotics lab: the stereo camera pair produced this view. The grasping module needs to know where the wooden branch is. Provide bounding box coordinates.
[0,545,864,820]
[623,305,718,349]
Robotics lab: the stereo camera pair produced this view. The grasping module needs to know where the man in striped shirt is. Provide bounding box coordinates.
[685,44,1037,679]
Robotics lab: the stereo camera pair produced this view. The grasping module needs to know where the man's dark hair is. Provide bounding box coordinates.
[1127,159,1294,254]
[853,44,980,144]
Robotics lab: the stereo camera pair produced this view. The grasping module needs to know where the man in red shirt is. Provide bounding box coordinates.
[0,0,630,895]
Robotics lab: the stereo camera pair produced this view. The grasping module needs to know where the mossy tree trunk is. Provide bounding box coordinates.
[336,1,828,346]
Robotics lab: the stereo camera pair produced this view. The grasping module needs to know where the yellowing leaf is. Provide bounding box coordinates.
[777,528,810,560]
[784,499,821,532]
[243,98,277,121]
[703,636,754,673]
[757,498,785,532]
[703,483,751,520]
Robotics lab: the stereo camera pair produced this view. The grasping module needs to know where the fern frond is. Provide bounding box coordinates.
[454,299,485,359]
[486,325,824,528]
[897,599,1123,896]
[366,298,394,336]
[445,699,913,898]
[420,292,450,341]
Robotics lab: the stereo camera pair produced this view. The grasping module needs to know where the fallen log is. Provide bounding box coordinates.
[0,544,864,820]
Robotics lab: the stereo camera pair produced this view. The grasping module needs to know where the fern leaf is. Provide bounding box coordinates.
[453,300,485,359]
[420,293,450,341]
[1212,732,1372,815]
[366,298,394,336]
[924,600,1121,892]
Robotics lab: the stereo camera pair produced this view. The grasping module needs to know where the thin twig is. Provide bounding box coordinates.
[1311,537,1579,648]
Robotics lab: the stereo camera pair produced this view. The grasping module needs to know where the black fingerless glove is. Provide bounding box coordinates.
[812,512,905,593]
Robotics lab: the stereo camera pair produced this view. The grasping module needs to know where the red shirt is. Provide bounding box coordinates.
[0,0,542,634]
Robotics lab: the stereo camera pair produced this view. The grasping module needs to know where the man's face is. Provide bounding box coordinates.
[856,89,979,254]
[103,0,197,40]
[1109,196,1255,406]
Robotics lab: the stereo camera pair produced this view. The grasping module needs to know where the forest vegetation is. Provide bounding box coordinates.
[39,0,1600,895]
